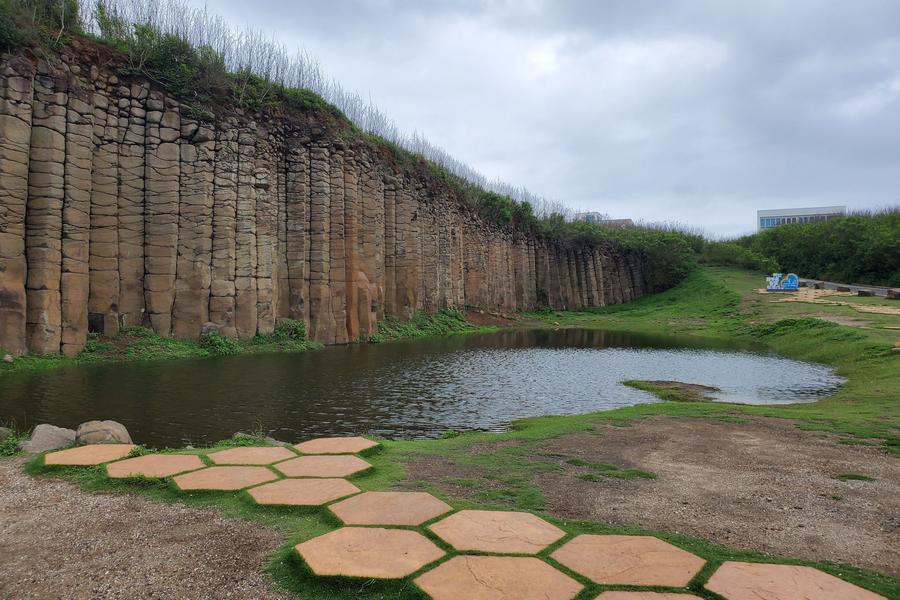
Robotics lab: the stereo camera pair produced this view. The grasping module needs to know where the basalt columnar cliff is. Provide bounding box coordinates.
[0,43,659,357]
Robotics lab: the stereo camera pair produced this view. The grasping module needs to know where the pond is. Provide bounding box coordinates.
[0,328,844,447]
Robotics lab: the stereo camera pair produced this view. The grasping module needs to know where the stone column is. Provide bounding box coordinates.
[25,60,66,354]
[0,56,34,355]
[285,139,310,325]
[117,81,147,329]
[307,144,334,342]
[209,123,238,337]
[59,76,93,356]
[234,126,258,338]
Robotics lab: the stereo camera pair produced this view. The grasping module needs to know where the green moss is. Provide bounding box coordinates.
[833,473,876,482]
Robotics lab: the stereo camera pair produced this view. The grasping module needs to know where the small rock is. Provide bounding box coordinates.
[892,347,900,354]
[201,321,221,337]
[2,354,12,363]
[0,426,13,441]
[76,420,132,445]
[20,424,76,453]
[264,436,290,447]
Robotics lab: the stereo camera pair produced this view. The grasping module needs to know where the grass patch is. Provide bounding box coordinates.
[623,380,718,403]
[833,473,876,482]
[366,310,492,343]
[0,320,321,375]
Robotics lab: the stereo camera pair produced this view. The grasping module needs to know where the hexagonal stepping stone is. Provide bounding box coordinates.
[296,527,444,579]
[551,535,704,587]
[274,454,371,478]
[330,491,452,526]
[44,444,136,466]
[248,478,360,506]
[207,446,296,465]
[415,555,583,600]
[705,561,886,600]
[429,510,565,554]
[596,594,704,600]
[106,454,205,478]
[294,436,378,454]
[172,466,277,491]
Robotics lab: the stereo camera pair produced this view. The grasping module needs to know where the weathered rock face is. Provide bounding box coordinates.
[0,47,657,355]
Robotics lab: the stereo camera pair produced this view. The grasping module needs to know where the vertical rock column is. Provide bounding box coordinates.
[234,126,258,338]
[88,77,120,336]
[359,156,386,324]
[328,147,348,343]
[117,82,147,329]
[171,121,215,339]
[209,123,238,337]
[143,96,180,335]
[254,132,277,336]
[284,139,309,324]
[382,177,396,317]
[0,56,33,355]
[343,150,360,340]
[307,144,334,342]
[59,76,93,356]
[25,61,66,354]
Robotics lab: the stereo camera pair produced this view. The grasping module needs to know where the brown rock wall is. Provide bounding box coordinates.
[0,51,658,354]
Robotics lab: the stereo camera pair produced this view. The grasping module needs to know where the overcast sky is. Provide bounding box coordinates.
[193,0,899,237]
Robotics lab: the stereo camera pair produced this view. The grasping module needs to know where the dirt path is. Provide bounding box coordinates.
[0,457,291,600]
[545,417,900,576]
[411,416,900,577]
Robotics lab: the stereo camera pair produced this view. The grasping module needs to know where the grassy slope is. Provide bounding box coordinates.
[19,266,900,598]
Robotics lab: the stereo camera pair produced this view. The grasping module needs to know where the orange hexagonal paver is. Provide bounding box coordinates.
[296,527,444,579]
[248,478,360,506]
[106,454,205,478]
[596,593,704,600]
[705,562,886,600]
[172,466,277,491]
[207,446,296,465]
[330,491,452,526]
[294,436,378,454]
[415,555,583,600]
[44,444,136,466]
[429,510,565,554]
[551,535,704,587]
[274,454,372,478]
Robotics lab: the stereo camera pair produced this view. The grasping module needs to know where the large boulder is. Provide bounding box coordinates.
[75,420,133,445]
[20,424,76,453]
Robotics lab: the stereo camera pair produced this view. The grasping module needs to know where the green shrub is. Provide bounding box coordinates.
[734,208,900,286]
[700,242,778,273]
[199,332,240,356]
[274,319,307,342]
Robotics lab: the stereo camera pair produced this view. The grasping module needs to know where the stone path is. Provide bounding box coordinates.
[40,437,888,600]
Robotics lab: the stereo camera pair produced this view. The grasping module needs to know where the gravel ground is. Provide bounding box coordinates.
[0,457,292,600]
[539,417,900,576]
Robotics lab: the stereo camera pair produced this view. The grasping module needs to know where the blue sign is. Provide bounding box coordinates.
[766,272,799,292]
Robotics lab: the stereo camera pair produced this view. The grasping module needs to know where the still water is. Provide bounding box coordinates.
[0,329,844,447]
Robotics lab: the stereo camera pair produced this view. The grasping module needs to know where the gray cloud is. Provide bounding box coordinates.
[195,0,900,236]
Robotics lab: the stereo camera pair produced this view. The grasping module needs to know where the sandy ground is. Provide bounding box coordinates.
[409,416,900,577]
[0,457,291,600]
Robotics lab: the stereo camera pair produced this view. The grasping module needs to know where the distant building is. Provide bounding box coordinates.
[575,212,634,227]
[757,206,845,231]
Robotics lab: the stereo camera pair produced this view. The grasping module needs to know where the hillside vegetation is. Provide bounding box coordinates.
[702,209,900,286]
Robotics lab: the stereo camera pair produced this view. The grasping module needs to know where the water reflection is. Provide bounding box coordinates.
[0,329,844,446]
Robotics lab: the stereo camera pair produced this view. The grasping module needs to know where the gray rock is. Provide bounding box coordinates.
[201,321,221,336]
[75,420,133,445]
[20,424,76,453]
[2,354,12,363]
[0,426,13,441]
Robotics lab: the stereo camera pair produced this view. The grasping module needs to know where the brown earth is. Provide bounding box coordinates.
[0,457,290,600]
[407,416,900,577]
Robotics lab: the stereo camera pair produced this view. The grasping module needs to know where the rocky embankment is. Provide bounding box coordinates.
[1,42,654,357]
